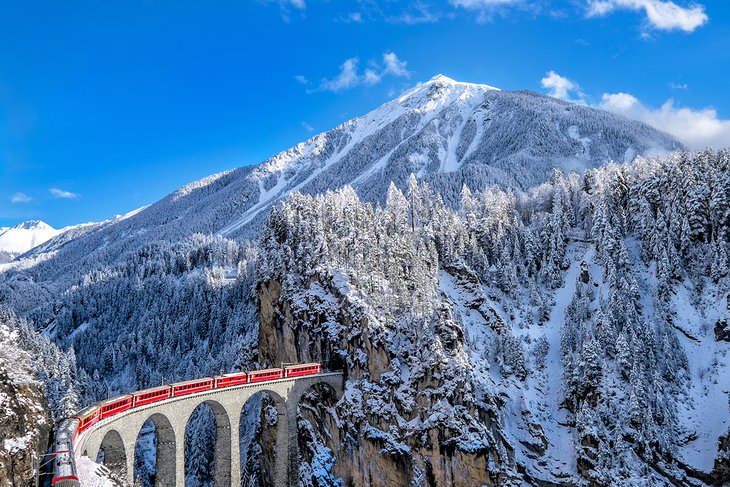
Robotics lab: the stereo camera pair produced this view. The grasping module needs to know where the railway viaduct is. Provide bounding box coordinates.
[75,372,343,487]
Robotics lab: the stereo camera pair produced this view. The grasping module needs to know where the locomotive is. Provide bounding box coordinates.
[50,363,321,486]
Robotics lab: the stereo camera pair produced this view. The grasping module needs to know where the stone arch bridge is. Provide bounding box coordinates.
[76,372,343,487]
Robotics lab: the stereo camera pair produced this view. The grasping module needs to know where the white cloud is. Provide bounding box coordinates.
[301,121,314,132]
[314,52,411,93]
[389,3,441,24]
[600,92,639,111]
[382,52,411,78]
[599,92,730,149]
[10,192,31,203]
[450,0,522,22]
[270,0,304,10]
[348,12,363,23]
[268,0,306,22]
[363,69,382,86]
[319,58,361,92]
[451,0,520,7]
[587,0,708,32]
[541,71,583,101]
[294,75,308,85]
[50,188,79,199]
[539,71,729,149]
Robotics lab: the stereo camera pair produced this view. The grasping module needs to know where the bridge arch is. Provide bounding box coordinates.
[134,412,177,487]
[184,399,232,486]
[97,429,128,482]
[239,389,288,487]
[289,380,344,487]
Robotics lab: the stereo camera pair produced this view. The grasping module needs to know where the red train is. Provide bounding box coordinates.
[53,363,321,486]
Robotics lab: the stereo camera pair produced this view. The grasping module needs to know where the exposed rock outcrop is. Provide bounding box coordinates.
[0,327,52,486]
[711,430,730,486]
[715,319,730,342]
[257,274,516,487]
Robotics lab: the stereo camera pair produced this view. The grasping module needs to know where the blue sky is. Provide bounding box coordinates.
[1,0,728,228]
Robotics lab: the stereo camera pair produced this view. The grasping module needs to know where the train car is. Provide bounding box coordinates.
[133,385,172,407]
[99,395,133,419]
[54,418,78,454]
[284,363,321,378]
[71,404,100,437]
[51,450,79,487]
[248,368,283,383]
[171,377,214,397]
[215,372,248,388]
[51,418,80,486]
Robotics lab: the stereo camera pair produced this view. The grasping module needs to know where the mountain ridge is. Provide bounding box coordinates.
[4,75,684,282]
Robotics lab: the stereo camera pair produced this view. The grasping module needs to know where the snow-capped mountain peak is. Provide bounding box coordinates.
[0,220,60,263]
[13,75,684,272]
[11,220,53,231]
[421,73,499,90]
[213,75,680,235]
[429,73,456,83]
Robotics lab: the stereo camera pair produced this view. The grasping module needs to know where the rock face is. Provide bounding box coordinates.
[257,275,513,487]
[252,149,730,487]
[712,430,730,485]
[0,327,52,487]
[715,319,730,342]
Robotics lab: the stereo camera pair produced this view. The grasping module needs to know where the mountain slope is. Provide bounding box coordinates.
[4,75,682,286]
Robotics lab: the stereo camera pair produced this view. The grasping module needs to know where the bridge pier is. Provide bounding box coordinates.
[207,401,232,487]
[125,441,135,486]
[229,415,240,486]
[285,400,299,487]
[150,414,177,487]
[174,425,186,487]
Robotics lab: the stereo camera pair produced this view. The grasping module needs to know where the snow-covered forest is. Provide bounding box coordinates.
[2,148,728,485]
[0,76,727,486]
[256,150,729,485]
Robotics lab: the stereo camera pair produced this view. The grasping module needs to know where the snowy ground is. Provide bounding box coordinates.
[516,243,595,480]
[670,281,730,471]
[438,244,597,484]
[76,456,116,487]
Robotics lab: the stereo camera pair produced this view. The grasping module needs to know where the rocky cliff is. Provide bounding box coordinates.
[257,275,517,487]
[0,325,52,486]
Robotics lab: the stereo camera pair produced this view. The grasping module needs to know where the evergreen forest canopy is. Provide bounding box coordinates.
[1,149,728,485]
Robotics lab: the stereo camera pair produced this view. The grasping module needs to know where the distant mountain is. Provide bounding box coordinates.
[8,75,683,282]
[0,220,61,264]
